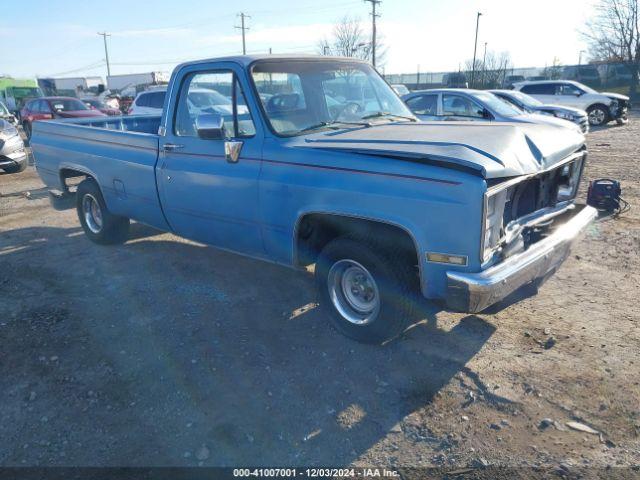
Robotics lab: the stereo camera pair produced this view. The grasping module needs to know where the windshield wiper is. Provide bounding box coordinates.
[297,120,370,134]
[360,111,417,122]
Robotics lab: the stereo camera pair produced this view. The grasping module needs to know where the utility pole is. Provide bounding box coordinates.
[97,32,111,77]
[364,0,380,67]
[482,42,487,88]
[235,12,251,55]
[470,12,482,88]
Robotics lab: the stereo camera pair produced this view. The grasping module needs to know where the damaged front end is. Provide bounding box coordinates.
[481,149,586,264]
[447,148,597,313]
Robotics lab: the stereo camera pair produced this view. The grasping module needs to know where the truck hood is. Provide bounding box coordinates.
[298,121,585,179]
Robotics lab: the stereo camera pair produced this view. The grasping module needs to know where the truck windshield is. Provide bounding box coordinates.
[251,60,415,136]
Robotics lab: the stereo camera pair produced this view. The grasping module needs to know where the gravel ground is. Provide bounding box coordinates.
[0,116,638,478]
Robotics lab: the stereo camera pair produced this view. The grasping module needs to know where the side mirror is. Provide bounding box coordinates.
[196,113,225,140]
[481,108,492,119]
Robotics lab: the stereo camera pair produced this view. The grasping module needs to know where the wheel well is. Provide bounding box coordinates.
[295,213,419,270]
[587,103,609,111]
[59,168,91,194]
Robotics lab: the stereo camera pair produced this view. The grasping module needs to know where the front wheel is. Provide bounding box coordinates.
[76,178,130,245]
[587,104,610,127]
[315,237,417,344]
[2,161,27,174]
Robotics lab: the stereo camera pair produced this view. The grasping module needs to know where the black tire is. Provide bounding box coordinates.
[2,161,27,174]
[22,121,32,140]
[315,236,418,344]
[587,104,610,127]
[76,178,129,245]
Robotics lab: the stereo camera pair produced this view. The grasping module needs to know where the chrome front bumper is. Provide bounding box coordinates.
[446,205,597,313]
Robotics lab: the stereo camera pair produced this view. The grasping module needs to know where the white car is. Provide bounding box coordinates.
[512,80,629,127]
[128,87,242,116]
[128,88,167,115]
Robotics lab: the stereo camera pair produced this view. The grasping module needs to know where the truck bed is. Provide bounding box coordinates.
[31,115,170,230]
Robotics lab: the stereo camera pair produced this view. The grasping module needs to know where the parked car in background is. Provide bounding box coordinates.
[20,97,106,139]
[129,86,240,116]
[0,118,27,174]
[490,89,589,133]
[503,75,525,88]
[598,63,635,87]
[402,89,582,133]
[562,65,601,88]
[128,88,167,115]
[0,101,18,126]
[442,72,468,88]
[513,80,629,126]
[81,98,121,116]
[391,84,410,96]
[31,54,595,343]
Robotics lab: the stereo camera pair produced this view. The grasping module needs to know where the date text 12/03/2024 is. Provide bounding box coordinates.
[232,468,400,478]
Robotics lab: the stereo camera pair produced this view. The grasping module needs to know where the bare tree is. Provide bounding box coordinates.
[318,16,386,66]
[584,0,639,97]
[464,51,512,88]
[542,57,564,80]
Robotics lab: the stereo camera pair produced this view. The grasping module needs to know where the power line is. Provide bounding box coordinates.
[97,32,112,77]
[46,60,106,77]
[364,0,380,67]
[235,12,251,55]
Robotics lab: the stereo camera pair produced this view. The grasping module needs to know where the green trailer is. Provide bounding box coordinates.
[0,77,44,116]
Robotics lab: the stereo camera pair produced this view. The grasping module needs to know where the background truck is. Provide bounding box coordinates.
[0,77,44,117]
[106,71,170,97]
[37,76,105,97]
[30,55,596,343]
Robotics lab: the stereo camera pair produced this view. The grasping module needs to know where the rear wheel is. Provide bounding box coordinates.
[315,236,417,344]
[587,104,609,126]
[76,178,129,245]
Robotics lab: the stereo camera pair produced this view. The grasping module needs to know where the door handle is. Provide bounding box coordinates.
[163,143,184,152]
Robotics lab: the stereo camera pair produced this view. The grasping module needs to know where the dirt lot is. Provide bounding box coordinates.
[1,117,639,477]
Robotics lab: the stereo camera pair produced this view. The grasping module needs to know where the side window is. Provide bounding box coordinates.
[174,70,255,138]
[136,93,149,107]
[521,83,555,95]
[557,83,582,96]
[405,94,437,115]
[148,92,166,109]
[442,94,484,117]
[40,100,51,113]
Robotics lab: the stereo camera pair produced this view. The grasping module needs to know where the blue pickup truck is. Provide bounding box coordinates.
[31,55,596,343]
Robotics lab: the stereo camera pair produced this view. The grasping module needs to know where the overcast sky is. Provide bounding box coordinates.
[1,0,597,79]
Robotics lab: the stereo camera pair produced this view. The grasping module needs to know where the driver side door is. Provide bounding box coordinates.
[554,83,584,108]
[157,66,265,257]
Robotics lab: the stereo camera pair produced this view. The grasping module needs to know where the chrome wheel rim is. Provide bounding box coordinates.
[82,194,103,234]
[327,259,380,325]
[589,108,606,125]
